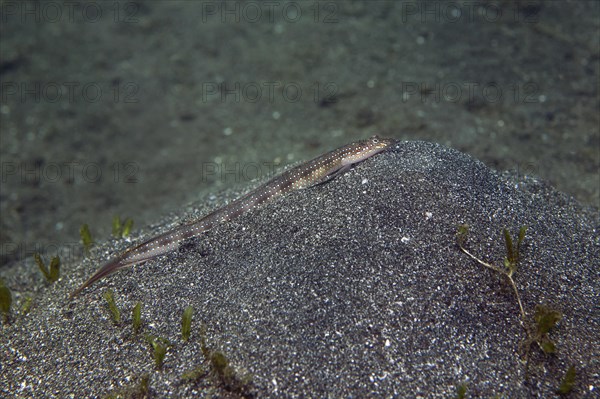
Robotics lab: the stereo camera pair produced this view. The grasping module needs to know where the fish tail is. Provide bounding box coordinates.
[70,256,132,298]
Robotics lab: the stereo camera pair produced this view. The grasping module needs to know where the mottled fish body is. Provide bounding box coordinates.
[71,135,394,297]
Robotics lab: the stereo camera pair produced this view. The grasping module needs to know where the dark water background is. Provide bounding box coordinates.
[1,0,598,268]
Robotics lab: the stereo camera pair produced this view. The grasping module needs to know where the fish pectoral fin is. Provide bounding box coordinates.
[309,164,352,188]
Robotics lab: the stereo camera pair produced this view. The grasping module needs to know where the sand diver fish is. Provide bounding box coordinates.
[71,135,395,297]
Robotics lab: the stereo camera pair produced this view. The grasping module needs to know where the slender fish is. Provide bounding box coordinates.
[71,135,395,297]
